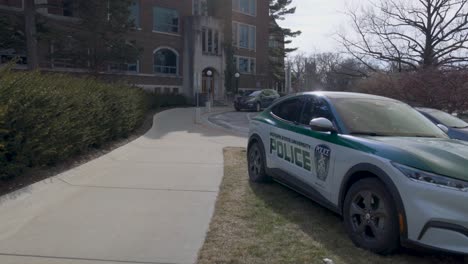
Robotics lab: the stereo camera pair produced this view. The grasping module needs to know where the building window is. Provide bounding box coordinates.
[50,40,88,69]
[239,57,249,72]
[202,28,207,52]
[0,0,22,8]
[154,48,178,75]
[239,24,249,48]
[249,26,256,49]
[214,31,219,54]
[207,29,213,52]
[109,62,139,73]
[63,0,74,16]
[269,35,278,48]
[234,56,255,74]
[232,22,238,46]
[202,27,220,55]
[193,0,207,16]
[129,0,140,28]
[153,7,179,33]
[232,0,256,16]
[232,22,256,50]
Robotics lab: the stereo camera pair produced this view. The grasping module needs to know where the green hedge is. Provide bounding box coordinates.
[0,68,149,179]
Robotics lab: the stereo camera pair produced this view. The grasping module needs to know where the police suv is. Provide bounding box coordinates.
[247,92,468,255]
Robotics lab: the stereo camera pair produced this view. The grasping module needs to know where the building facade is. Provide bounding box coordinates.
[0,0,273,103]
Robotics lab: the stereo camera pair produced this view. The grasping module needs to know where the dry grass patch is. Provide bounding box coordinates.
[197,147,464,264]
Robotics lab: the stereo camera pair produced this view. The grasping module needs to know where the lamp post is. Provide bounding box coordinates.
[195,72,201,123]
[206,70,213,103]
[234,72,240,95]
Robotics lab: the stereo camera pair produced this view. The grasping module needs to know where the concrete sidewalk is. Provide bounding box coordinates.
[0,108,245,264]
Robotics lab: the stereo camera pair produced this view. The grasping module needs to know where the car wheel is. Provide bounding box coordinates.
[343,178,399,255]
[235,107,240,112]
[247,142,271,183]
[256,102,261,112]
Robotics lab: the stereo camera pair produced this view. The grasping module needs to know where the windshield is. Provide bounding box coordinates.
[425,109,468,128]
[248,91,261,97]
[333,98,448,138]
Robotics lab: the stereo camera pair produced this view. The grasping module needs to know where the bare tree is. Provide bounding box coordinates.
[338,0,468,70]
[288,52,372,91]
[289,53,319,91]
[355,69,468,112]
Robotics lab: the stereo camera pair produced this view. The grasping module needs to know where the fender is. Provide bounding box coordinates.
[248,133,264,151]
[338,163,408,239]
[248,133,275,176]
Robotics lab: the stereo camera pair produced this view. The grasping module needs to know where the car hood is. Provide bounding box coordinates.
[237,96,256,102]
[359,136,468,181]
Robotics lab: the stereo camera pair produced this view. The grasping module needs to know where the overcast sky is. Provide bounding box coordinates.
[277,0,348,55]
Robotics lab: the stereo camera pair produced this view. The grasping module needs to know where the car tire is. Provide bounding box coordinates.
[247,142,271,183]
[256,102,261,112]
[235,107,240,112]
[343,178,400,255]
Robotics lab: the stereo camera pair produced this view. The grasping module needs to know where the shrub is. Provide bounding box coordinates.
[0,68,149,179]
[354,69,468,113]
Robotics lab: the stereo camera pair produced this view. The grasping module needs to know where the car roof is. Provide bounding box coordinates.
[293,91,401,102]
[415,107,438,113]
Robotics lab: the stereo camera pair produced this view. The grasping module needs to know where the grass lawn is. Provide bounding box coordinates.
[197,147,465,264]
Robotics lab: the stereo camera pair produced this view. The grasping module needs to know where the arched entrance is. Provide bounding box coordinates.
[202,68,217,102]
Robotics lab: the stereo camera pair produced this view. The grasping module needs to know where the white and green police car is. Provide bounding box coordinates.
[247,92,468,255]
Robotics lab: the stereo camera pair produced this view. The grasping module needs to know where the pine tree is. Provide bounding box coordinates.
[19,0,141,72]
[269,0,301,90]
[0,16,25,53]
[64,0,141,72]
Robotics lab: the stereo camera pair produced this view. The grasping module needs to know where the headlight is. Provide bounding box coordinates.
[393,163,468,192]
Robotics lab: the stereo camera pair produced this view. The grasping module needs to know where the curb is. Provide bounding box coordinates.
[195,107,248,138]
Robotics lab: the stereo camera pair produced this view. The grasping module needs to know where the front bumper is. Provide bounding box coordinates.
[234,101,256,110]
[393,166,468,254]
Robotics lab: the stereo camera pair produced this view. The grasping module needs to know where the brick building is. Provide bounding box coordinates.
[0,0,275,103]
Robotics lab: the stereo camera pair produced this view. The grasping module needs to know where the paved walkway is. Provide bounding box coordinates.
[207,111,258,137]
[0,108,245,264]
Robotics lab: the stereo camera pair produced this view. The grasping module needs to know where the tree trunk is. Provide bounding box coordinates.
[24,0,39,70]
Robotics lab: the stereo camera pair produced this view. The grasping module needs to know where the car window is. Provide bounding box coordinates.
[262,90,274,96]
[268,90,279,97]
[271,98,304,123]
[426,109,468,128]
[249,91,261,97]
[300,97,334,125]
[333,98,448,138]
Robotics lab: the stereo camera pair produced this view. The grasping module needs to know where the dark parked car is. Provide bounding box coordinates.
[234,89,280,112]
[417,107,468,141]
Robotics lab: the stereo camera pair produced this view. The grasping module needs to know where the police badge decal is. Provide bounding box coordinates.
[314,145,331,181]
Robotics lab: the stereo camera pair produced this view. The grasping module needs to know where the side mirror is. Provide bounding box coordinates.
[437,124,449,134]
[310,118,337,133]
